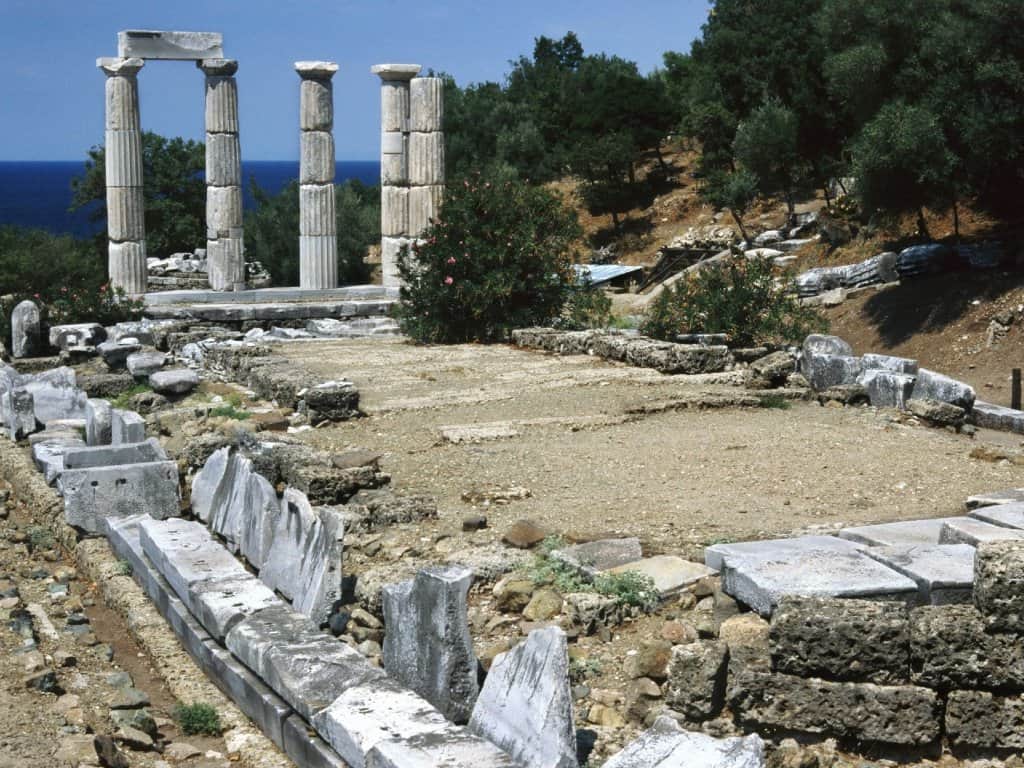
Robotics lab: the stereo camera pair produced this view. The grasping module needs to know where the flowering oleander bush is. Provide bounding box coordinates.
[395,174,582,343]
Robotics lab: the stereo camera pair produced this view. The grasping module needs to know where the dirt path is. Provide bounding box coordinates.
[282,339,1024,555]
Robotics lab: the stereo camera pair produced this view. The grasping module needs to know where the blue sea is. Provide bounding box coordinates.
[0,161,380,238]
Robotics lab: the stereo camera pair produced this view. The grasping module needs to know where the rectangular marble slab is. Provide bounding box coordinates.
[970,502,1024,530]
[118,30,224,60]
[939,518,1024,546]
[840,518,975,547]
[864,544,976,605]
[705,535,864,571]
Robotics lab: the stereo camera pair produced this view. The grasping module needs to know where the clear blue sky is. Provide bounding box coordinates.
[0,0,708,161]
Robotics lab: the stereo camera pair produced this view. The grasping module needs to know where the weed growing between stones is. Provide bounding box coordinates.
[593,571,659,612]
[569,656,603,683]
[172,702,222,736]
[26,526,54,553]
[111,384,152,410]
[113,559,133,577]
[757,393,792,410]
[209,404,250,421]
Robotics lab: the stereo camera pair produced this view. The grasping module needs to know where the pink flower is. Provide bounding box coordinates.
[444,276,454,285]
[446,257,456,265]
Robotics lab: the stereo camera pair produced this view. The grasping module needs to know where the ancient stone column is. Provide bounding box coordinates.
[372,63,420,287]
[199,58,245,292]
[295,61,339,290]
[408,77,445,236]
[98,57,147,295]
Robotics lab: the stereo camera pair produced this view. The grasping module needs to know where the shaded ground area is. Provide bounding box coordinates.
[282,338,1024,555]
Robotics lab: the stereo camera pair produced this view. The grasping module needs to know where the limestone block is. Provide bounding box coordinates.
[64,437,165,471]
[60,460,180,533]
[940,518,1024,547]
[105,186,145,242]
[603,715,765,768]
[205,133,242,187]
[105,130,143,187]
[189,573,282,642]
[97,339,140,369]
[104,72,141,131]
[947,690,1024,749]
[22,378,87,424]
[408,132,445,186]
[49,323,106,351]
[300,131,335,184]
[126,351,166,379]
[972,401,1024,434]
[407,185,443,236]
[299,77,335,132]
[119,30,224,60]
[365,725,520,768]
[769,597,909,684]
[802,334,853,359]
[608,556,715,599]
[380,186,408,237]
[971,502,1024,530]
[974,540,1024,630]
[730,671,941,745]
[300,184,337,236]
[206,236,246,292]
[111,408,146,444]
[803,354,864,391]
[910,603,1024,689]
[865,544,975,605]
[968,488,1024,509]
[622,340,732,375]
[911,368,976,410]
[839,518,970,547]
[260,489,344,625]
[313,678,449,768]
[11,300,41,358]
[664,641,729,719]
[282,714,348,768]
[206,185,243,234]
[32,438,84,484]
[2,385,35,441]
[862,353,918,375]
[409,78,444,133]
[149,368,199,395]
[108,240,147,296]
[379,80,411,133]
[138,517,244,600]
[468,626,578,768]
[382,566,479,723]
[204,75,239,133]
[858,369,916,409]
[225,604,321,673]
[299,236,339,290]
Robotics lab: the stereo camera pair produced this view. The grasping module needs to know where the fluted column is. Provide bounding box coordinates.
[408,77,445,236]
[372,63,420,288]
[295,61,339,289]
[199,58,245,292]
[98,57,147,295]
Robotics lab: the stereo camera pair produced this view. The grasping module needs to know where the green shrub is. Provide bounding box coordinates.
[641,254,827,347]
[114,560,133,577]
[111,384,152,410]
[557,276,613,330]
[757,393,792,410]
[593,570,659,611]
[569,657,602,683]
[172,702,222,736]
[27,526,54,553]
[210,404,250,421]
[396,174,582,343]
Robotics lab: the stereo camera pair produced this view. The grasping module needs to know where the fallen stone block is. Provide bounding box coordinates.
[970,501,1024,530]
[551,538,642,578]
[239,471,280,570]
[972,400,1024,434]
[149,368,198,396]
[802,334,853,359]
[966,488,1024,509]
[138,517,247,604]
[32,436,87,483]
[77,372,136,399]
[839,518,973,547]
[731,671,940,746]
[946,690,1024,749]
[60,460,180,533]
[22,374,87,424]
[365,726,519,768]
[862,353,918,375]
[606,555,715,599]
[803,354,864,391]
[865,544,975,605]
[721,548,918,616]
[623,340,732,375]
[858,369,915,409]
[939,518,1024,546]
[468,626,577,768]
[602,715,765,768]
[49,323,105,351]
[85,398,112,446]
[111,409,146,444]
[910,603,1024,690]
[769,597,909,684]
[313,678,451,768]
[382,566,478,723]
[11,300,41,358]
[911,368,975,410]
[664,640,729,719]
[126,351,167,379]
[342,490,438,533]
[300,380,360,422]
[98,339,141,369]
[704,535,863,571]
[1,380,36,441]
[973,540,1024,631]
[63,437,166,471]
[907,398,966,427]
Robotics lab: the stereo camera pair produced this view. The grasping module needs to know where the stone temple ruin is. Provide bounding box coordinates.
[97,30,444,311]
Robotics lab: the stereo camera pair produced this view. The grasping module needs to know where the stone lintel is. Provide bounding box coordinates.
[371,63,421,81]
[97,57,144,76]
[118,30,224,60]
[198,58,238,77]
[295,61,339,80]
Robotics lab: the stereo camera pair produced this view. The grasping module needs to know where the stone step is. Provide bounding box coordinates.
[864,544,976,605]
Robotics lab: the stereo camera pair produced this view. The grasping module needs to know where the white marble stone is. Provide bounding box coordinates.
[106,186,145,242]
[603,715,764,768]
[407,185,443,236]
[381,186,409,237]
[119,30,224,60]
[408,132,445,186]
[409,77,444,133]
[108,241,148,295]
[205,133,242,186]
[206,185,243,235]
[299,184,337,236]
[300,132,335,184]
[11,300,41,358]
[104,129,143,187]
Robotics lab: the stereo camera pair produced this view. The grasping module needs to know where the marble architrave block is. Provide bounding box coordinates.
[381,186,409,237]
[119,30,224,60]
[206,133,242,187]
[300,132,336,184]
[409,78,444,133]
[106,187,146,242]
[407,185,443,236]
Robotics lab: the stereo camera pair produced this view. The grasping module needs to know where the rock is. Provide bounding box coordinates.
[114,725,154,751]
[607,556,715,599]
[503,519,548,549]
[803,354,864,391]
[858,369,916,409]
[24,668,60,693]
[461,485,531,505]
[664,641,729,719]
[98,340,141,370]
[564,591,621,636]
[110,707,157,738]
[588,703,626,728]
[625,639,673,681]
[552,537,643,577]
[148,368,199,396]
[462,515,488,531]
[468,626,577,768]
[163,742,201,761]
[749,351,795,386]
[94,734,130,768]
[624,677,663,722]
[659,620,698,645]
[109,687,150,709]
[911,368,975,410]
[49,323,106,352]
[802,334,852,358]
[908,397,966,427]
[718,614,770,680]
[126,351,167,379]
[603,715,765,768]
[946,690,1024,749]
[54,734,98,766]
[492,576,536,613]
[381,566,479,724]
[974,541,1024,631]
[523,588,563,622]
[11,300,41,358]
